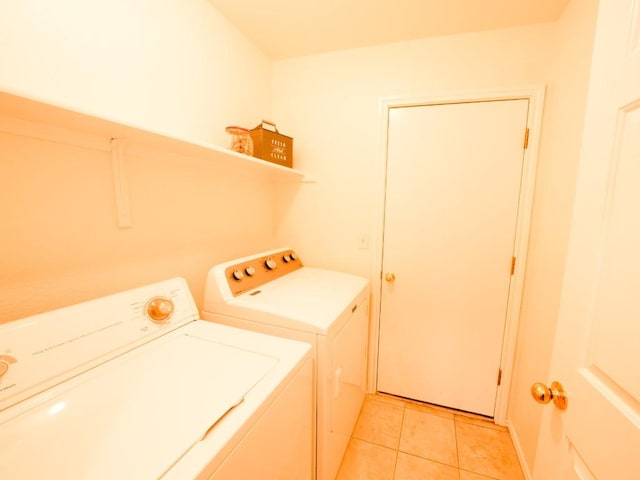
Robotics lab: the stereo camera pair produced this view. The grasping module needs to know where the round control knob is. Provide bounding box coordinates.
[290,252,297,261]
[245,266,256,276]
[283,254,291,263]
[232,270,244,280]
[146,296,174,323]
[0,361,9,379]
[265,258,277,270]
[0,355,17,381]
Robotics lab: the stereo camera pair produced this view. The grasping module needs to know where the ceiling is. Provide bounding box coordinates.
[207,0,571,60]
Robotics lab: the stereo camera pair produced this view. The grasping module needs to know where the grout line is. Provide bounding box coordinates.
[458,467,499,479]
[396,450,462,471]
[391,402,406,479]
[454,417,509,432]
[353,393,521,480]
[454,417,461,479]
[351,437,397,451]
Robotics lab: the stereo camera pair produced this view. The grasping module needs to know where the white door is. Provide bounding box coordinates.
[533,0,640,478]
[377,99,529,417]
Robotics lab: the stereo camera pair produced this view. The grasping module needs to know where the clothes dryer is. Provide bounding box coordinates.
[202,248,370,480]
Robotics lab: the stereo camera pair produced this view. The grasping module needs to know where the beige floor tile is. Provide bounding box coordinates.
[335,438,397,480]
[372,392,407,407]
[399,408,458,467]
[454,414,508,431]
[459,470,497,480]
[405,401,455,420]
[352,396,404,449]
[456,422,524,480]
[394,452,460,480]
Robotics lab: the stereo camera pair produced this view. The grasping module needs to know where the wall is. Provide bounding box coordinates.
[0,0,270,145]
[0,0,277,323]
[271,24,556,277]
[509,0,598,475]
[0,1,598,473]
[271,6,595,475]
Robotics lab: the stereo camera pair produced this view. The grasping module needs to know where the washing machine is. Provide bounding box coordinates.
[0,278,314,480]
[202,248,370,480]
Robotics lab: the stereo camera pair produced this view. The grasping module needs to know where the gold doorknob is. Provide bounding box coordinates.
[384,272,396,282]
[530,381,568,410]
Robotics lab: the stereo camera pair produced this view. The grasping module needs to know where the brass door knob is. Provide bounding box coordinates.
[384,272,396,282]
[530,381,568,410]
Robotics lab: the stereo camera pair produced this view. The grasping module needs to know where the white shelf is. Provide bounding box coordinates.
[0,90,309,183]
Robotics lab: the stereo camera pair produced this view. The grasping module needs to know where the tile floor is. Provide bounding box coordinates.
[336,393,525,480]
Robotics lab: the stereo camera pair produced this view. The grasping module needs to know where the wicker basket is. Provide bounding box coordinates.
[249,120,293,168]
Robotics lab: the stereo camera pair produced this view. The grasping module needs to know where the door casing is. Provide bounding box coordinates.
[368,86,546,426]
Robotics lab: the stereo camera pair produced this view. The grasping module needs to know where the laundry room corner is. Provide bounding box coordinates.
[0,0,284,323]
[270,6,596,477]
[507,0,599,475]
[271,24,556,277]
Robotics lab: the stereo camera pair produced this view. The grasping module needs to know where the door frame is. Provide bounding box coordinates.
[368,86,546,425]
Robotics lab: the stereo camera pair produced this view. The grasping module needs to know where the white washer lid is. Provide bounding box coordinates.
[216,268,369,334]
[0,332,277,479]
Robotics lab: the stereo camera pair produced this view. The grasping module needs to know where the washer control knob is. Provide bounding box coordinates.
[265,258,277,270]
[0,361,9,380]
[245,266,256,276]
[283,254,291,263]
[232,270,244,280]
[290,252,297,261]
[146,296,174,323]
[0,356,17,381]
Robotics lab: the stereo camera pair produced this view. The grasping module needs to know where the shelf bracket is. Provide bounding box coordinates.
[110,138,133,228]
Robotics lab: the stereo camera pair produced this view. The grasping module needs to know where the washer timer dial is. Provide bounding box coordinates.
[146,296,175,323]
[0,355,17,381]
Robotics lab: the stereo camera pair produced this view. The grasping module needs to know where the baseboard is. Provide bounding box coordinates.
[506,420,533,480]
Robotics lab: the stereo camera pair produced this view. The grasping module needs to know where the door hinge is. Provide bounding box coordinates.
[523,128,530,149]
[510,256,516,275]
[497,368,503,386]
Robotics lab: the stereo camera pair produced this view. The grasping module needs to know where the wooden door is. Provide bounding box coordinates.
[533,0,640,477]
[377,99,529,417]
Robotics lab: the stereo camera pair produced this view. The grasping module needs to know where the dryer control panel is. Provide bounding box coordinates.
[224,249,303,296]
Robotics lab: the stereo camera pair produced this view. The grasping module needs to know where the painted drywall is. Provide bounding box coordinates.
[271,24,556,277]
[0,0,277,323]
[516,0,599,476]
[271,6,595,474]
[0,0,270,146]
[0,1,598,474]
